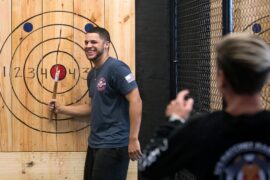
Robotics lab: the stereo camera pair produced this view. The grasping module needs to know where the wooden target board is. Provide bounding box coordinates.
[0,0,135,152]
[0,0,136,179]
[233,0,270,110]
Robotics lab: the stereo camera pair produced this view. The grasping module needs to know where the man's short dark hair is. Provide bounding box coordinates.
[87,26,111,42]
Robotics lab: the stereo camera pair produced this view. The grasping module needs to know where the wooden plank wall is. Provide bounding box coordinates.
[0,0,12,150]
[0,0,136,179]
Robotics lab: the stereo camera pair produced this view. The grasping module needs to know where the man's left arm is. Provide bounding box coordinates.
[126,88,143,161]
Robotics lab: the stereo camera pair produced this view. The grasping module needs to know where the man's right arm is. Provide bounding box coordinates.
[49,99,92,117]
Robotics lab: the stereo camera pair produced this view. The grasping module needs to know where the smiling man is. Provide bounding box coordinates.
[49,27,142,180]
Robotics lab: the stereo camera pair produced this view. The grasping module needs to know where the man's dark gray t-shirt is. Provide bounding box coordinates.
[87,57,138,148]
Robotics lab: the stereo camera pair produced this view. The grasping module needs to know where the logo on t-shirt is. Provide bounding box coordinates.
[96,77,107,91]
[214,142,270,180]
[125,73,135,83]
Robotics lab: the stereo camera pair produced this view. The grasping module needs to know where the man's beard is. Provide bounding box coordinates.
[86,48,104,62]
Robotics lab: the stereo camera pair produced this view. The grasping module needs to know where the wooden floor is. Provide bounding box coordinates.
[0,152,137,180]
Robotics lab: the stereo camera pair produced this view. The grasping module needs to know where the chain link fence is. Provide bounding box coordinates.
[175,0,270,114]
[175,0,223,113]
[170,0,270,179]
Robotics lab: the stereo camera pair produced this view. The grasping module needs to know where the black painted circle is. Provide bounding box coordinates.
[10,35,87,121]
[0,11,120,133]
[35,50,81,95]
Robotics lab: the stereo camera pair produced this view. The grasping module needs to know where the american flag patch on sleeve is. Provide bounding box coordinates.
[125,73,135,83]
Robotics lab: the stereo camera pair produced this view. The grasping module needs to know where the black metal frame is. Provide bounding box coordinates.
[222,0,233,35]
[222,0,232,108]
[169,0,233,107]
[169,0,179,99]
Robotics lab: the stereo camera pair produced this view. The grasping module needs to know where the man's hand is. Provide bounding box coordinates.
[128,138,142,161]
[48,99,61,114]
[166,90,194,121]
